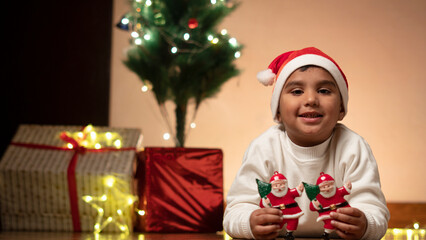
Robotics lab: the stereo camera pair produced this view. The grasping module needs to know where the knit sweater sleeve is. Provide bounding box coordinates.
[223,128,280,239]
[333,125,390,240]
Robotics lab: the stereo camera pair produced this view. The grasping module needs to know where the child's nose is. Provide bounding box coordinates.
[304,91,319,107]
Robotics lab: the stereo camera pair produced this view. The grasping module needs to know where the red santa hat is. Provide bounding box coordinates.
[257,47,349,122]
[269,171,287,183]
[316,172,335,185]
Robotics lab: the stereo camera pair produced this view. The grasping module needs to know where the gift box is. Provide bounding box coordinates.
[0,124,142,232]
[136,147,223,233]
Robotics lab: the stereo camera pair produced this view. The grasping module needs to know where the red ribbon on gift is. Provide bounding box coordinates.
[11,131,136,232]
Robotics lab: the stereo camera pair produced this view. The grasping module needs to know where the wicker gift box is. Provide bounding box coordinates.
[0,124,142,232]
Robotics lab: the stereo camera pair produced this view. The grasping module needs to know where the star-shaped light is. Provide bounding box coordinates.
[82,175,138,234]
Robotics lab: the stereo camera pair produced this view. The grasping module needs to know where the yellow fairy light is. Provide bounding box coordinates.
[212,38,219,44]
[95,143,102,149]
[141,85,148,92]
[146,0,152,6]
[207,35,214,41]
[234,51,241,59]
[190,122,196,128]
[82,175,138,234]
[100,195,108,201]
[221,29,227,35]
[171,47,178,54]
[143,33,151,40]
[114,139,122,148]
[83,196,93,202]
[85,124,94,133]
[67,143,74,149]
[414,222,420,229]
[81,140,88,147]
[90,131,97,140]
[105,132,112,140]
[105,176,115,187]
[77,132,84,139]
[138,210,145,216]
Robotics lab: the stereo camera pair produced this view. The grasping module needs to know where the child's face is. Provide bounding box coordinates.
[277,67,344,147]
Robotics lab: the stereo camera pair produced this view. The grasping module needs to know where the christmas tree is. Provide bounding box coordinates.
[118,0,243,147]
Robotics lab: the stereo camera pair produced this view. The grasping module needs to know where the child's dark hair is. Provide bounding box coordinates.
[298,64,323,72]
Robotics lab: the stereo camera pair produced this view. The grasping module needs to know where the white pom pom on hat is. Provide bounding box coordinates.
[257,47,349,122]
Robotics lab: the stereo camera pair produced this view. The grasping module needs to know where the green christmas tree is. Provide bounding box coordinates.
[118,0,243,147]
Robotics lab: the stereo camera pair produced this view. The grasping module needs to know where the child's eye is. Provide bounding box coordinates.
[318,89,331,94]
[291,89,303,95]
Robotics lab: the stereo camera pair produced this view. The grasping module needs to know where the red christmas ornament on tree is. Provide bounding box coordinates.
[188,18,198,29]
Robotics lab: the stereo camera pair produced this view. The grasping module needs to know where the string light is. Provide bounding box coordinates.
[183,33,190,41]
[146,0,152,6]
[207,35,214,41]
[131,31,139,38]
[121,17,129,25]
[90,131,97,140]
[234,51,241,59]
[163,133,171,140]
[114,139,122,148]
[190,122,196,128]
[171,47,178,54]
[211,0,217,4]
[141,85,148,92]
[221,29,228,35]
[105,132,112,140]
[229,37,237,47]
[64,124,124,150]
[414,222,420,230]
[82,175,138,234]
[143,33,151,40]
[211,38,219,44]
[135,38,143,45]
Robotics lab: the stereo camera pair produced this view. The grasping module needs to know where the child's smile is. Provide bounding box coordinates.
[277,66,345,147]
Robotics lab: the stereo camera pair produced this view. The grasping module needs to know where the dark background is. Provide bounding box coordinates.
[1,1,114,156]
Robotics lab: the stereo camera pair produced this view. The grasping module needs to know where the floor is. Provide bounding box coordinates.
[0,229,424,240]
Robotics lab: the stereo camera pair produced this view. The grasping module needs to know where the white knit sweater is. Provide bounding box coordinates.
[223,123,389,239]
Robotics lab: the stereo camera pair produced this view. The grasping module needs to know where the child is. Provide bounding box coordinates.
[223,47,389,239]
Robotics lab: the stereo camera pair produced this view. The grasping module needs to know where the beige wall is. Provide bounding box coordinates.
[110,0,426,202]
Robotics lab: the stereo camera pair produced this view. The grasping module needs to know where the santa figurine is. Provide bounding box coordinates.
[256,171,304,240]
[308,172,352,240]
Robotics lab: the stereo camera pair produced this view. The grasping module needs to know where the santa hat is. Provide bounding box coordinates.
[316,172,335,185]
[257,47,348,122]
[269,171,287,183]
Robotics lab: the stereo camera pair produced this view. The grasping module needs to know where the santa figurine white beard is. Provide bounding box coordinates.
[319,185,337,198]
[271,184,288,197]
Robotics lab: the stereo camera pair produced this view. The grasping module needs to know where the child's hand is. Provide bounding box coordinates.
[250,208,283,239]
[330,207,367,240]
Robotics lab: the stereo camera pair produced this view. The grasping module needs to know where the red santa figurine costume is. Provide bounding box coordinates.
[259,171,304,239]
[310,172,351,237]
